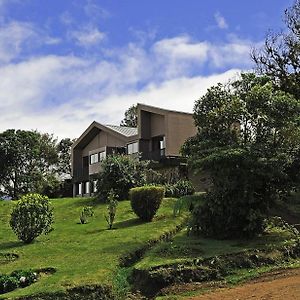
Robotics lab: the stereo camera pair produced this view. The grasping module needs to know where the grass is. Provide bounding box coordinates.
[136,225,296,270]
[0,197,185,299]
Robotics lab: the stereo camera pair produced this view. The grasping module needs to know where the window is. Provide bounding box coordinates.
[85,182,90,194]
[160,136,166,149]
[99,151,106,161]
[90,153,99,164]
[93,180,97,193]
[127,142,138,154]
[78,183,82,195]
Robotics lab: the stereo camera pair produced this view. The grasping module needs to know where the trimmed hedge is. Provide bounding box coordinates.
[130,186,165,222]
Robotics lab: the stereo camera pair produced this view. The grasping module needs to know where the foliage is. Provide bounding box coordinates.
[252,0,300,99]
[104,190,118,229]
[165,179,195,198]
[10,193,54,243]
[96,154,148,202]
[0,129,59,199]
[0,270,37,294]
[130,186,165,222]
[56,138,75,178]
[173,194,205,217]
[120,104,138,127]
[0,197,183,298]
[0,275,19,294]
[182,73,300,238]
[79,206,94,224]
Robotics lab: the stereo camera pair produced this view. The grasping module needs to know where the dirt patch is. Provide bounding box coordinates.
[188,268,300,300]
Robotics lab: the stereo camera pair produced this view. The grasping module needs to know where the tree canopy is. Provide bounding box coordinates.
[252,0,300,99]
[0,130,74,199]
[120,104,138,127]
[183,73,300,238]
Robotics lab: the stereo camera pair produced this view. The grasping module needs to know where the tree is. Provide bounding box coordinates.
[0,130,58,199]
[182,73,300,238]
[96,154,148,202]
[252,0,300,99]
[120,104,138,127]
[56,138,74,178]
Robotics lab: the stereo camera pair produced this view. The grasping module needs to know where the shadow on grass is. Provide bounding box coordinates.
[115,218,144,229]
[0,240,24,251]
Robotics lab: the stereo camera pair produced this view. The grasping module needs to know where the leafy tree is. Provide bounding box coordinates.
[96,154,148,202]
[182,73,300,238]
[252,0,300,99]
[0,129,58,199]
[10,193,54,243]
[120,104,138,127]
[56,138,75,178]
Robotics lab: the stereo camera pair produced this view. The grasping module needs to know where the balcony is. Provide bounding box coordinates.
[142,149,165,161]
[73,167,89,182]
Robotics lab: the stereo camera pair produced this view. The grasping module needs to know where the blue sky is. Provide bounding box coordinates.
[0,0,293,138]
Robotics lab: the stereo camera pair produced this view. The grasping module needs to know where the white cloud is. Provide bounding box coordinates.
[0,30,256,139]
[214,12,228,29]
[0,21,36,63]
[70,25,106,47]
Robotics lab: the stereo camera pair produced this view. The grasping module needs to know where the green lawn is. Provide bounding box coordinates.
[0,197,185,299]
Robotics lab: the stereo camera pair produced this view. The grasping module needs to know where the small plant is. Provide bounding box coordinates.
[79,206,94,224]
[165,179,195,198]
[0,270,37,294]
[130,186,165,222]
[105,190,118,230]
[10,193,54,244]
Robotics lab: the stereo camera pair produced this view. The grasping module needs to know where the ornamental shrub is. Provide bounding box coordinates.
[0,275,18,294]
[105,190,118,229]
[10,193,54,244]
[130,186,164,222]
[79,206,94,224]
[165,179,195,198]
[96,154,148,202]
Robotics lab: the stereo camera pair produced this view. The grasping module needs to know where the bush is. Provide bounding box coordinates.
[0,270,37,294]
[165,179,195,198]
[105,190,118,229]
[130,186,164,222]
[10,193,54,243]
[96,155,148,202]
[0,275,19,294]
[79,206,94,224]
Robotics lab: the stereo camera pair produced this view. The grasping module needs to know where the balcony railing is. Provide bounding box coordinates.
[142,149,165,161]
[73,167,89,182]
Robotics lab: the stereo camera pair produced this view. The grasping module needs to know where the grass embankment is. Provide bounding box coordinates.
[0,197,185,299]
[133,193,300,299]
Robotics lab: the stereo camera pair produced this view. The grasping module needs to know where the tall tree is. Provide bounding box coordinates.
[56,138,75,178]
[0,129,58,199]
[182,73,300,238]
[252,0,300,99]
[120,104,138,127]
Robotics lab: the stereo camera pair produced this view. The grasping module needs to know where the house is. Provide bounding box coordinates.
[71,104,197,197]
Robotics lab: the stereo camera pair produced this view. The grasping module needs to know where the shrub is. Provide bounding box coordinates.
[10,193,54,244]
[96,155,148,202]
[165,179,195,198]
[130,186,164,222]
[0,270,37,294]
[0,275,19,294]
[79,206,94,224]
[105,190,118,230]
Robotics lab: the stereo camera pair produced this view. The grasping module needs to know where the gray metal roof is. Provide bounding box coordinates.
[104,124,138,137]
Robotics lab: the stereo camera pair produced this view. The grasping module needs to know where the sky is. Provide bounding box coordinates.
[0,0,294,139]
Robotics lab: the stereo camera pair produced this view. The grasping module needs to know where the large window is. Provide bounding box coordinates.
[127,141,138,154]
[99,151,106,161]
[90,153,99,164]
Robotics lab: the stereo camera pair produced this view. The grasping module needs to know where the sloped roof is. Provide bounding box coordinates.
[104,124,138,137]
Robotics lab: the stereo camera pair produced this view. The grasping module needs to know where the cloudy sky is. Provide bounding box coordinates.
[0,0,293,139]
